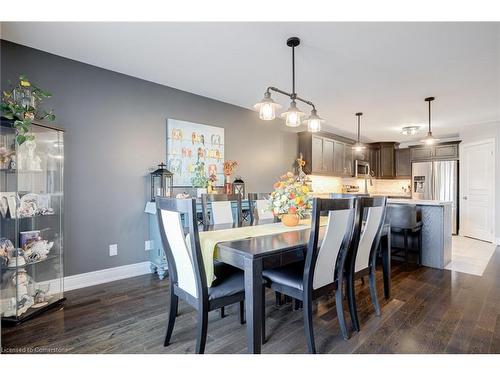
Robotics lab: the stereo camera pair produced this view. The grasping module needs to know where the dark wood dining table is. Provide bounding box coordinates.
[213,221,392,354]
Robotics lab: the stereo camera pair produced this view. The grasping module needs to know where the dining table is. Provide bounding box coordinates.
[210,220,392,354]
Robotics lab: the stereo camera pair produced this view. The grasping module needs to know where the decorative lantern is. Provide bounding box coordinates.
[232,176,245,198]
[150,163,173,201]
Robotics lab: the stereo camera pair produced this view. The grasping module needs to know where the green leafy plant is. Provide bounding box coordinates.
[1,75,56,145]
[191,161,208,188]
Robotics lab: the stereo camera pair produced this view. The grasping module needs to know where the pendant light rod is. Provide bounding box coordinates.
[356,112,363,142]
[425,96,434,133]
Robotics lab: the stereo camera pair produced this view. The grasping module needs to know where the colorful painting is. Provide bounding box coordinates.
[167,119,225,187]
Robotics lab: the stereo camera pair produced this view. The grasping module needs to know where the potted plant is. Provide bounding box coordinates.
[191,160,208,197]
[1,75,56,145]
[269,172,312,226]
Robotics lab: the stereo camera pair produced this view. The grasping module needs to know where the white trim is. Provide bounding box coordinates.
[39,261,153,293]
[496,237,500,246]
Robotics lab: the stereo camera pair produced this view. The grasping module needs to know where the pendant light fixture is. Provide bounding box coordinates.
[254,37,324,132]
[353,112,366,152]
[421,96,439,145]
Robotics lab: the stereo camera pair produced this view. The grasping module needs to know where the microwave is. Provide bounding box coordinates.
[354,160,371,178]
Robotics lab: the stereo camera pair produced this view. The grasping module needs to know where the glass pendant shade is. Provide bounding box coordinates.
[353,142,366,152]
[420,132,439,145]
[281,100,305,127]
[254,93,281,121]
[306,109,324,132]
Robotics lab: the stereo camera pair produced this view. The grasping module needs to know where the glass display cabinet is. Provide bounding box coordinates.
[0,119,65,324]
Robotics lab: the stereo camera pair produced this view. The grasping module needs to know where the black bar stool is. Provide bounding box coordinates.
[387,204,423,267]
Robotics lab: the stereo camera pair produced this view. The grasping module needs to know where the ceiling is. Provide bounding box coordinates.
[2,22,499,141]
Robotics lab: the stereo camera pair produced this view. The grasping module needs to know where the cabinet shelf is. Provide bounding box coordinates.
[1,254,59,271]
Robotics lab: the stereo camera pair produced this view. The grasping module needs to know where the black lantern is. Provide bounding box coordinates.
[232,176,245,198]
[150,163,173,201]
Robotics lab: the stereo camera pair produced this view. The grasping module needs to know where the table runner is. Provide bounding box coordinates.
[195,218,328,287]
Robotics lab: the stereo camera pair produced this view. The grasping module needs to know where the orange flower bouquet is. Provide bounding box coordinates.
[269,172,312,225]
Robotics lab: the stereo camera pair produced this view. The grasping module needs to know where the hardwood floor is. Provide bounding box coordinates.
[2,246,500,354]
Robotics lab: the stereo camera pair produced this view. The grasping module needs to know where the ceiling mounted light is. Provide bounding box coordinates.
[254,36,324,132]
[420,96,439,145]
[401,126,420,136]
[306,108,324,132]
[253,92,281,121]
[353,112,366,152]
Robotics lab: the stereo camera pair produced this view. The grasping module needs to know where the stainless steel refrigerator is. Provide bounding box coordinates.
[412,160,458,234]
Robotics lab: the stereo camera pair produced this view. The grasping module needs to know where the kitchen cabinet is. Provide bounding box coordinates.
[395,148,411,178]
[379,142,398,178]
[298,131,355,177]
[410,141,460,162]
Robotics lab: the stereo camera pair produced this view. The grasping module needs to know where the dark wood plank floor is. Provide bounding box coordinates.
[3,246,500,354]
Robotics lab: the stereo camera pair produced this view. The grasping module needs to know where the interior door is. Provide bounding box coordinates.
[460,140,495,242]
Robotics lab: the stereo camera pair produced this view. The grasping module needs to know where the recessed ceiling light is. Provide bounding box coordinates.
[401,126,420,136]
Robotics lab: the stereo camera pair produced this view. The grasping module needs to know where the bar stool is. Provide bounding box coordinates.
[387,204,423,267]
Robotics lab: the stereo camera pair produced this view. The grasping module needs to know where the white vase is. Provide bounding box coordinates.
[196,188,207,198]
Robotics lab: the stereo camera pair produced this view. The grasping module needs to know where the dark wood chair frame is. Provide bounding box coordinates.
[264,197,356,353]
[247,192,277,224]
[387,204,423,267]
[201,193,242,227]
[157,197,248,354]
[346,196,388,333]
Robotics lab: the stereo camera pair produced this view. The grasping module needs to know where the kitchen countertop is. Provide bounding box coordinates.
[387,198,452,206]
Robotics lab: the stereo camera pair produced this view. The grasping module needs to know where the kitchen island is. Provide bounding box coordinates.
[387,198,453,269]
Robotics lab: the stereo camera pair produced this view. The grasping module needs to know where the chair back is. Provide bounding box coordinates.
[157,198,207,300]
[201,193,242,226]
[387,204,418,229]
[248,192,274,222]
[350,196,387,273]
[304,198,356,291]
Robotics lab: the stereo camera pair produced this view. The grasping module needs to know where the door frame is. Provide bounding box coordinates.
[459,138,495,242]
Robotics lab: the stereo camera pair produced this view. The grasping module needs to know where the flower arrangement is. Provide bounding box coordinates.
[1,75,56,145]
[269,172,312,218]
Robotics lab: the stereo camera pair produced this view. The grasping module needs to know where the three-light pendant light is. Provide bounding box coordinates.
[420,96,439,145]
[254,37,324,132]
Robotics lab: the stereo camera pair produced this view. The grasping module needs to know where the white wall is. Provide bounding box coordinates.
[458,121,500,244]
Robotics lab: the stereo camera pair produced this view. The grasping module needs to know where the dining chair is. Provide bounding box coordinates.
[262,197,356,353]
[346,196,387,333]
[157,197,251,354]
[201,193,242,226]
[247,192,275,223]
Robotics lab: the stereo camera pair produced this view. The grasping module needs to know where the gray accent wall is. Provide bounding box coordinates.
[1,40,298,276]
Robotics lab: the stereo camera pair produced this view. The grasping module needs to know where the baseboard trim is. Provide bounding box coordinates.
[64,261,153,291]
[38,261,153,293]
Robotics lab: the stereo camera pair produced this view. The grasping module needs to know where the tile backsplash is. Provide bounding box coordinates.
[309,175,411,197]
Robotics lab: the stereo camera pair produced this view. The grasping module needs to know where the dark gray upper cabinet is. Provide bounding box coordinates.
[410,141,460,162]
[298,131,355,177]
[368,145,380,178]
[379,142,398,178]
[395,148,411,178]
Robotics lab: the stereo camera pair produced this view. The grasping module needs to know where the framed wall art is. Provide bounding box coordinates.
[166,119,225,187]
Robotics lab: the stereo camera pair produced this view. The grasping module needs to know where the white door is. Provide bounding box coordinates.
[460,140,495,242]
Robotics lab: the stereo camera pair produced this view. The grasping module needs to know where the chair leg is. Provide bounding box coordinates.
[195,308,209,354]
[239,300,245,324]
[404,230,409,269]
[417,230,423,266]
[360,276,365,285]
[335,280,350,340]
[164,291,178,347]
[262,288,266,344]
[220,306,225,319]
[369,268,381,316]
[347,271,360,332]
[275,292,283,307]
[303,296,316,354]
